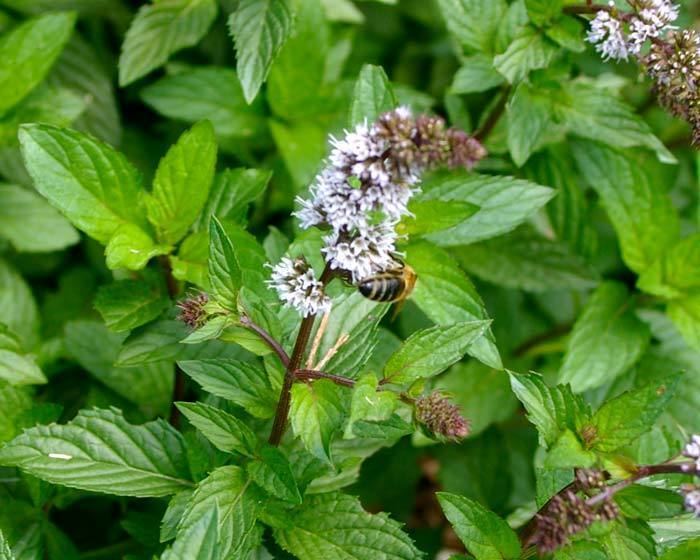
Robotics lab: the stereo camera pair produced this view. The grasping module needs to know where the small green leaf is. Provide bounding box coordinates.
[141,67,266,138]
[228,0,294,103]
[0,350,46,386]
[421,171,555,246]
[544,429,596,469]
[508,371,589,448]
[0,12,76,115]
[554,542,607,560]
[345,374,398,437]
[507,82,552,167]
[247,445,301,504]
[558,282,650,392]
[450,54,505,94]
[208,217,241,310]
[118,0,218,86]
[437,492,521,560]
[178,359,277,418]
[638,233,700,299]
[19,124,151,245]
[175,401,257,456]
[162,506,218,560]
[383,321,490,385]
[0,260,39,349]
[0,183,79,253]
[177,466,261,558]
[0,408,193,497]
[601,520,656,560]
[615,485,683,519]
[585,373,681,453]
[274,492,422,560]
[525,0,563,26]
[104,223,171,271]
[94,277,169,332]
[350,64,397,126]
[146,121,217,245]
[546,16,585,52]
[290,379,345,464]
[494,26,558,83]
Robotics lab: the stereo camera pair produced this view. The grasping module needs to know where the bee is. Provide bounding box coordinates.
[357,262,417,303]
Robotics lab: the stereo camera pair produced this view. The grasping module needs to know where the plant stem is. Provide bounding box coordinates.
[563,3,611,15]
[268,265,334,446]
[474,86,511,142]
[159,255,186,428]
[240,315,290,367]
[295,369,356,387]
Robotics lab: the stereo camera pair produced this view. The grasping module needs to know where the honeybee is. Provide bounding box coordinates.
[357,261,417,303]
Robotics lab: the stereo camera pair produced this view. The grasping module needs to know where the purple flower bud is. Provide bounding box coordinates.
[176,292,209,328]
[414,392,470,441]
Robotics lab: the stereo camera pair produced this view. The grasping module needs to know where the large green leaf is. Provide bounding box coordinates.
[161,506,218,560]
[558,282,650,392]
[450,54,505,94]
[0,528,15,560]
[94,276,169,332]
[383,321,490,385]
[572,141,679,273]
[0,183,79,252]
[507,82,552,166]
[146,121,217,245]
[118,0,218,86]
[228,0,294,103]
[178,358,277,418]
[175,401,257,456]
[601,520,656,560]
[247,445,301,504]
[437,492,520,560]
[274,492,422,559]
[0,350,45,386]
[141,67,266,138]
[208,217,242,310]
[350,64,397,126]
[0,260,39,349]
[494,25,558,83]
[0,408,193,497]
[638,233,700,299]
[436,0,507,53]
[0,12,76,115]
[421,171,554,246]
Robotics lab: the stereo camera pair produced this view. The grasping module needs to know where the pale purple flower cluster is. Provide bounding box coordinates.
[587,0,679,61]
[682,485,700,517]
[267,257,330,317]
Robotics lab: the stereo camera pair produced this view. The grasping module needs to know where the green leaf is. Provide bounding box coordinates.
[573,141,679,273]
[162,506,218,560]
[177,466,261,558]
[638,233,700,299]
[554,542,607,560]
[345,374,398,437]
[64,320,173,415]
[0,183,79,252]
[274,492,422,560]
[178,359,277,418]
[195,168,272,229]
[456,228,599,292]
[208,217,242,310]
[94,277,169,332]
[493,26,558,83]
[141,67,266,138]
[399,199,478,236]
[0,528,15,560]
[450,54,505,94]
[118,0,218,86]
[436,0,507,53]
[437,492,520,560]
[0,12,76,115]
[290,379,345,464]
[270,119,328,187]
[421,171,554,246]
[18,124,151,244]
[0,260,39,349]
[228,0,294,103]
[0,350,45,386]
[658,539,700,560]
[507,82,552,167]
[508,371,588,448]
[525,0,563,26]
[350,64,397,126]
[668,295,700,351]
[601,520,656,560]
[146,121,217,245]
[175,401,257,456]
[558,282,650,392]
[247,445,301,504]
[585,373,681,453]
[544,429,596,469]
[545,16,585,52]
[560,85,674,163]
[0,381,32,443]
[383,321,490,385]
[104,223,171,271]
[406,241,501,369]
[615,485,683,519]
[0,408,193,497]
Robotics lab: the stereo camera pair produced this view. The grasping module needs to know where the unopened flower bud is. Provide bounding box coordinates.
[414,392,470,441]
[177,292,209,328]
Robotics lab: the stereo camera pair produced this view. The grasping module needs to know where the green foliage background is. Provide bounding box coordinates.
[1,0,700,558]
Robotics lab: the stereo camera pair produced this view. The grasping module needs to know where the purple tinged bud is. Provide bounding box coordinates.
[414,392,470,441]
[177,292,209,328]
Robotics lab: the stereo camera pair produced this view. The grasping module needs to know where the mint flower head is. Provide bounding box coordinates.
[267,257,331,318]
[177,292,209,328]
[414,392,470,441]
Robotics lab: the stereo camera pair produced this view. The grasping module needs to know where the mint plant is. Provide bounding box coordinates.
[1,0,700,559]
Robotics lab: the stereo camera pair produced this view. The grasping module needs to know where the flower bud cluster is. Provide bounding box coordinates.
[414,392,470,441]
[177,292,209,328]
[267,257,331,318]
[682,484,700,517]
[587,1,679,61]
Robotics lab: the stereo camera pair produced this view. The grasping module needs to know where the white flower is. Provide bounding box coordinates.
[682,486,700,517]
[267,257,331,317]
[628,0,679,52]
[587,8,630,61]
[322,223,399,281]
